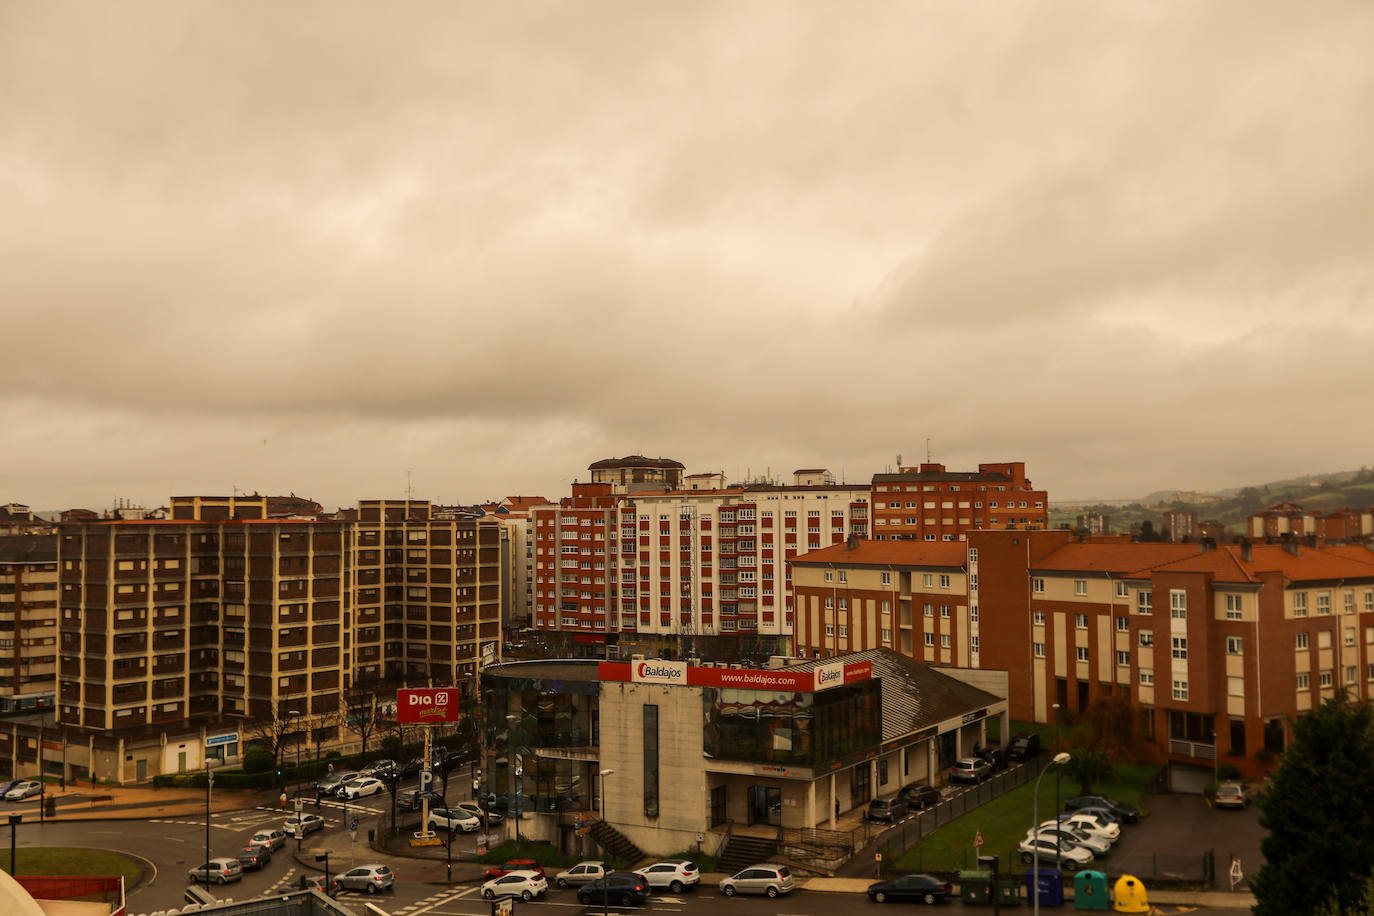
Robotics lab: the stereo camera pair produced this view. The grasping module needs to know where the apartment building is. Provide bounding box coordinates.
[1162,508,1198,542]
[870,461,1047,540]
[0,535,59,711]
[588,455,685,493]
[350,500,502,687]
[530,466,870,660]
[1248,501,1373,541]
[791,539,972,665]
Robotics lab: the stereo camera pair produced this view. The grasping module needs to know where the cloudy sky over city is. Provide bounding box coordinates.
[5,2,1373,511]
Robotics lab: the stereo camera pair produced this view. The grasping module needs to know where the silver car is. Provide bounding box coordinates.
[333,864,395,894]
[554,861,606,888]
[249,829,287,851]
[189,857,243,885]
[719,864,795,898]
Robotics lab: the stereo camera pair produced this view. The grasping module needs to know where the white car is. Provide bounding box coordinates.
[453,800,502,824]
[482,870,548,901]
[1051,812,1121,842]
[637,860,700,893]
[428,807,481,833]
[342,776,386,800]
[249,829,287,851]
[1027,825,1111,857]
[1018,835,1094,871]
[283,813,326,837]
[554,861,606,888]
[5,781,42,801]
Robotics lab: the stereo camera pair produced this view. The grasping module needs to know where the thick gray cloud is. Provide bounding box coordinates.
[4,1,1373,511]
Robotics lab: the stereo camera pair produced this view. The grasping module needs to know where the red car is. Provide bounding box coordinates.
[485,859,545,880]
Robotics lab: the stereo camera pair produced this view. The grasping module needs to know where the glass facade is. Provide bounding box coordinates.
[702,680,881,765]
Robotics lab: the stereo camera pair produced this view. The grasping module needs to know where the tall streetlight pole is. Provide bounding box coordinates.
[8,813,21,875]
[204,766,214,889]
[1051,703,1062,857]
[1033,752,1071,916]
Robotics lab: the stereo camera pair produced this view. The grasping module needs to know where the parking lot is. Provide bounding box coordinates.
[1108,790,1265,889]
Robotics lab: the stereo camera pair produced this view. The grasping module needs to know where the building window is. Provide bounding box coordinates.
[968,548,978,563]
[1296,632,1309,650]
[940,634,951,648]
[1076,646,1089,662]
[1346,665,1357,683]
[1171,637,1187,659]
[1116,650,1130,666]
[1170,590,1187,618]
[1074,579,1087,596]
[1137,591,1153,615]
[1320,670,1334,688]
[825,624,834,637]
[1346,627,1357,647]
[838,570,848,583]
[838,625,848,637]
[1033,642,1045,658]
[1172,680,1189,700]
[922,573,933,587]
[1294,592,1308,616]
[881,572,891,585]
[939,574,951,589]
[971,635,979,653]
[1228,676,1245,697]
[825,597,834,609]
[1032,577,1045,594]
[824,570,833,582]
[924,603,934,618]
[1296,672,1310,690]
[1139,631,1154,647]
[940,604,950,619]
[924,633,934,647]
[1226,636,1243,655]
[1139,669,1154,685]
[1033,609,1045,626]
[643,705,659,818]
[1075,613,1088,629]
[1225,594,1243,619]
[1116,616,1129,632]
[1344,591,1356,614]
[881,627,891,643]
[1366,590,1374,612]
[1318,591,1332,614]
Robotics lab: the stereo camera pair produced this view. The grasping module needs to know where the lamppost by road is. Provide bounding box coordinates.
[598,768,614,825]
[315,852,331,897]
[8,813,21,874]
[204,766,214,889]
[1051,703,1062,857]
[1032,752,1071,916]
[598,768,614,916]
[287,712,303,799]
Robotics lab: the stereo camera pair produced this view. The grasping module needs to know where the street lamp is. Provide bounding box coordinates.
[204,767,214,889]
[1032,752,1071,916]
[1051,703,1062,856]
[8,813,21,874]
[598,769,614,824]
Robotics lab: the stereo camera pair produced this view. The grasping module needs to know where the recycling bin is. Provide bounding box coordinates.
[1073,870,1110,910]
[996,877,1022,905]
[959,869,993,904]
[1112,875,1149,913]
[1026,868,1064,907]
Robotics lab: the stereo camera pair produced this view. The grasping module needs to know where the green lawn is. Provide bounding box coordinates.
[0,847,141,884]
[889,765,1155,874]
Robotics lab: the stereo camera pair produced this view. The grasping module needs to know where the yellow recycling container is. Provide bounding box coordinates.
[1112,875,1149,913]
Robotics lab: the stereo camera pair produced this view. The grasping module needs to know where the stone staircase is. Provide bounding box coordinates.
[589,818,645,864]
[716,833,780,875]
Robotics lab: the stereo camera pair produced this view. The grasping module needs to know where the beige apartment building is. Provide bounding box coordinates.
[0,535,59,711]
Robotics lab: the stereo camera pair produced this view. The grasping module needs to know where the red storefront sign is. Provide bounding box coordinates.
[597,660,872,692]
[396,687,461,724]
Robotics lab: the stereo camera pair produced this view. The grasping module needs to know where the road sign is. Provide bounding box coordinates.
[419,770,434,791]
[295,798,303,814]
[349,814,359,832]
[974,830,984,848]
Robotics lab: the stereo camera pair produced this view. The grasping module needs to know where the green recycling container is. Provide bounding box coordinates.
[1072,870,1110,910]
[997,877,1022,906]
[959,870,993,904]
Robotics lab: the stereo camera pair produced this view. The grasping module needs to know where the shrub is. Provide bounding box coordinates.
[242,746,275,774]
[1216,763,1242,782]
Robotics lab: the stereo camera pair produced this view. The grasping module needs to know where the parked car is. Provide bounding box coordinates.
[975,745,1007,771]
[342,776,386,800]
[637,859,700,893]
[1214,782,1252,809]
[398,757,425,777]
[315,769,357,794]
[866,873,951,904]
[283,813,326,837]
[1065,795,1141,823]
[577,872,651,906]
[235,845,272,870]
[1027,825,1112,857]
[334,775,374,798]
[485,859,544,880]
[333,864,395,894]
[189,858,244,885]
[1051,812,1120,842]
[5,781,42,801]
[867,795,909,823]
[719,864,795,898]
[0,780,19,798]
[453,800,502,824]
[949,758,992,784]
[1073,805,1126,828]
[1005,732,1042,762]
[554,860,607,888]
[249,829,287,851]
[428,807,481,833]
[483,870,548,901]
[397,789,443,811]
[362,759,397,778]
[1017,835,1093,871]
[898,783,942,811]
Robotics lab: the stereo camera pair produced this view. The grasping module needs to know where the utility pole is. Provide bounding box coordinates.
[204,767,213,888]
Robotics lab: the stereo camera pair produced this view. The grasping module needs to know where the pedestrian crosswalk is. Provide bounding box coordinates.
[393,886,477,915]
[146,802,381,834]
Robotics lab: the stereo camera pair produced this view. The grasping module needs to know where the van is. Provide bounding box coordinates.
[867,795,909,823]
[1006,732,1042,761]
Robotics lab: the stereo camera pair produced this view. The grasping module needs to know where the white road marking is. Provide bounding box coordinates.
[404,886,479,915]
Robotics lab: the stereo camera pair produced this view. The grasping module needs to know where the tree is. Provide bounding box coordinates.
[1083,692,1143,763]
[343,676,388,754]
[244,705,302,765]
[1253,692,1374,916]
[1063,747,1115,795]
[242,746,275,774]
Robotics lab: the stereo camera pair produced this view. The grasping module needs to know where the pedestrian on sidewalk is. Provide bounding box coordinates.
[280,791,288,808]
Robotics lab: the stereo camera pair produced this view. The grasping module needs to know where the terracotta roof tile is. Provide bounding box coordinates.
[791,540,966,568]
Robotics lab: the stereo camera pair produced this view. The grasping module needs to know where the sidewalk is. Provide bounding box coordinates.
[25,784,267,821]
[794,876,1255,909]
[291,826,489,885]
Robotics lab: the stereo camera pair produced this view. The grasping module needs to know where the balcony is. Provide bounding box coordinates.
[1169,739,1215,761]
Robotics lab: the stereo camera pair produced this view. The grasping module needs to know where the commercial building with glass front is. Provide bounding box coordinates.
[480,648,1006,857]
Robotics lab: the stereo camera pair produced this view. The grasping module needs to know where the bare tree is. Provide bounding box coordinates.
[343,675,394,754]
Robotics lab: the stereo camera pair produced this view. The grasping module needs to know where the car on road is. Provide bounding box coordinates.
[898,783,942,811]
[453,800,502,824]
[235,845,272,870]
[428,807,480,833]
[554,861,607,888]
[485,859,544,880]
[1214,782,1252,809]
[0,780,19,798]
[868,795,909,823]
[577,872,651,906]
[342,776,386,800]
[1050,812,1120,842]
[333,864,395,894]
[189,858,244,885]
[719,864,795,898]
[866,873,951,904]
[249,829,287,851]
[362,759,397,778]
[334,775,375,798]
[315,770,358,795]
[483,870,548,901]
[398,789,444,811]
[1065,795,1141,823]
[283,813,326,837]
[1027,825,1112,857]
[1005,732,1042,762]
[5,781,42,801]
[949,757,992,784]
[1018,835,1093,871]
[637,859,699,893]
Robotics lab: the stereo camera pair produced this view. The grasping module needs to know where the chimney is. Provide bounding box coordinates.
[1200,537,1216,552]
[1240,541,1253,563]
[847,534,859,551]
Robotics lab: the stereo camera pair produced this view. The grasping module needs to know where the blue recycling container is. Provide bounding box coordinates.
[1026,867,1064,907]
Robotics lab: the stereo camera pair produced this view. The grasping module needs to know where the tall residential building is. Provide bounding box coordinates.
[870,461,1047,540]
[530,465,870,660]
[1162,508,1198,542]
[588,455,685,494]
[0,535,59,711]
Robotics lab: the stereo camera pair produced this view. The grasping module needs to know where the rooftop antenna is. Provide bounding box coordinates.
[896,453,902,469]
[406,470,414,502]
[926,438,932,463]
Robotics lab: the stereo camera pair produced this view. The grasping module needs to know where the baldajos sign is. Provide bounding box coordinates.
[631,660,687,684]
[396,687,461,724]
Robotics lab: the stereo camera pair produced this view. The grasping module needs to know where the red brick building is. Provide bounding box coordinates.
[870,461,1047,541]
